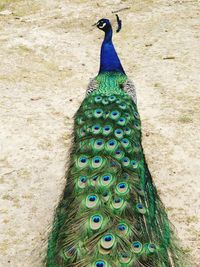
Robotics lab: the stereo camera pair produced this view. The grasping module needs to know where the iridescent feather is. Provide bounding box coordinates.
[46,17,186,267]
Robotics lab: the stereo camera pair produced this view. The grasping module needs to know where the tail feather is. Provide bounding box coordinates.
[46,73,186,267]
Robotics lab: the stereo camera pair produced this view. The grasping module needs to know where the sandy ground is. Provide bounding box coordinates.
[0,0,199,266]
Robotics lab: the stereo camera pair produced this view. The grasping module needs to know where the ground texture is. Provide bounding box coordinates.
[0,0,199,266]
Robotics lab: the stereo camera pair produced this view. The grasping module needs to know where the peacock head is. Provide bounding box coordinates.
[94,15,122,33]
[96,18,112,32]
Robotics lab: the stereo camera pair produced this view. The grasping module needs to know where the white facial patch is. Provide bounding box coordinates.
[98,22,106,29]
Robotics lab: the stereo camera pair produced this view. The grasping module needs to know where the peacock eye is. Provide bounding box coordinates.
[95,260,106,267]
[108,95,116,102]
[94,96,102,103]
[114,197,121,203]
[80,176,87,183]
[118,225,125,231]
[122,157,130,167]
[92,175,98,181]
[132,241,143,253]
[102,191,108,197]
[89,196,96,201]
[118,183,126,189]
[100,173,113,187]
[101,234,115,249]
[103,175,110,181]
[97,141,102,145]
[136,203,147,214]
[98,21,107,29]
[86,195,99,208]
[90,213,103,231]
[92,215,100,223]
[148,243,157,253]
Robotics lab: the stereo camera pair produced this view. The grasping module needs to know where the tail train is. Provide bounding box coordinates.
[46,17,186,267]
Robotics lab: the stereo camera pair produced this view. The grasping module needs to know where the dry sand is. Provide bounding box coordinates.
[0,0,199,266]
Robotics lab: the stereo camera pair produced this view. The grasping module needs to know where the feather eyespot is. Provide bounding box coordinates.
[124,127,131,135]
[89,175,99,186]
[77,176,87,189]
[117,223,129,236]
[86,194,99,208]
[94,96,102,103]
[102,191,110,202]
[134,121,141,129]
[90,214,103,230]
[101,234,115,249]
[103,125,112,135]
[103,111,110,118]
[91,156,104,169]
[108,95,116,102]
[136,203,147,214]
[114,197,121,203]
[108,140,115,146]
[92,175,98,181]
[89,196,96,201]
[94,260,107,267]
[147,243,157,253]
[119,103,127,110]
[94,109,103,118]
[132,241,143,253]
[124,112,131,119]
[97,141,102,145]
[78,127,86,137]
[106,139,118,152]
[92,124,101,134]
[94,139,104,150]
[116,182,129,195]
[100,174,113,187]
[134,111,140,119]
[131,160,138,169]
[117,117,126,126]
[121,138,130,148]
[122,157,130,167]
[92,215,100,222]
[119,252,132,264]
[102,99,109,105]
[117,224,126,231]
[77,156,88,168]
[114,149,124,160]
[110,110,120,120]
[103,175,109,181]
[114,129,123,139]
[111,197,125,210]
[80,177,86,182]
[102,191,108,197]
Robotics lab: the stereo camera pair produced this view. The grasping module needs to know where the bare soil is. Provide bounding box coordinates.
[0,0,199,266]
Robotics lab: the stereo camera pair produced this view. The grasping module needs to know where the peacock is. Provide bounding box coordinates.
[46,16,186,267]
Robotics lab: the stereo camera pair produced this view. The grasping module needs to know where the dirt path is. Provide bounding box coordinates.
[0,0,199,266]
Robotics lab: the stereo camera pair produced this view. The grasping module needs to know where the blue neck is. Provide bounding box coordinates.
[99,28,125,74]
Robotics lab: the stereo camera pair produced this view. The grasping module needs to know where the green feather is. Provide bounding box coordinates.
[46,72,186,267]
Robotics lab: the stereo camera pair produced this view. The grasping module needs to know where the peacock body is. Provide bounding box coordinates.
[47,18,185,267]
